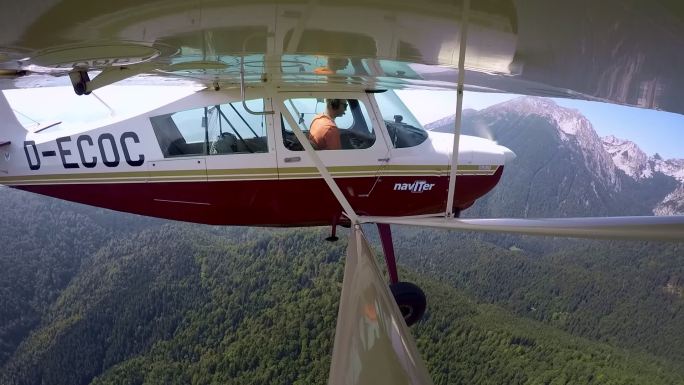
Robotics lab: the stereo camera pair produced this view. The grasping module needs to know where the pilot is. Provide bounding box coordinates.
[309,99,347,150]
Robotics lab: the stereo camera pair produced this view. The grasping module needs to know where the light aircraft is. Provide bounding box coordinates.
[1,1,684,384]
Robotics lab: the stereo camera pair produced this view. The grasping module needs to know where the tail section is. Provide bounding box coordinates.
[0,90,28,137]
[0,90,28,175]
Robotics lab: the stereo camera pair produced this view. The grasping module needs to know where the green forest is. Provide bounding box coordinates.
[1,187,683,385]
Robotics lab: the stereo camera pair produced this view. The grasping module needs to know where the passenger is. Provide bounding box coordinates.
[309,99,347,150]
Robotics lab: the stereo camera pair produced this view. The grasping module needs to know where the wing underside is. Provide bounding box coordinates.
[1,1,684,115]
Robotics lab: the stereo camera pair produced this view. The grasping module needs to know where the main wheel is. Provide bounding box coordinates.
[390,281,426,326]
[69,70,91,96]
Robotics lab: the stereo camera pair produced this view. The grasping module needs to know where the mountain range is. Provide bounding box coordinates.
[426,96,684,217]
[601,135,684,215]
[2,96,683,384]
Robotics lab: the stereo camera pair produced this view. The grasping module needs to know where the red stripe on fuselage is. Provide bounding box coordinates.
[13,168,503,226]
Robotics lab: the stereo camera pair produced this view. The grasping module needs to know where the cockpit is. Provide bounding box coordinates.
[147,89,431,161]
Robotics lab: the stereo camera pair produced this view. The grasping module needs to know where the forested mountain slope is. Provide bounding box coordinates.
[416,96,684,365]
[1,188,683,384]
[0,187,162,368]
[390,227,684,364]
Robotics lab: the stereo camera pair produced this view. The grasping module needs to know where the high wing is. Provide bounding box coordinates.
[1,0,684,115]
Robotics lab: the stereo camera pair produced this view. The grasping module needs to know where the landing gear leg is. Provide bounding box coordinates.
[326,214,340,242]
[377,223,426,326]
[377,223,398,284]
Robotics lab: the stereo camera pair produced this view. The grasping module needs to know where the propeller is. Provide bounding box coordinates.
[472,118,497,143]
[468,117,516,164]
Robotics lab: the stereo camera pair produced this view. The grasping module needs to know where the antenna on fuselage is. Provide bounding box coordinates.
[91,92,115,117]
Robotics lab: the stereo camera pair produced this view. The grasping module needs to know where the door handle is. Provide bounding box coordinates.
[284,156,301,163]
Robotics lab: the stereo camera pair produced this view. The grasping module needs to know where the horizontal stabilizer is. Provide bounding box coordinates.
[359,215,684,242]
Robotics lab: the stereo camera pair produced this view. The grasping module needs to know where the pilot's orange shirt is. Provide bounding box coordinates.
[309,114,341,150]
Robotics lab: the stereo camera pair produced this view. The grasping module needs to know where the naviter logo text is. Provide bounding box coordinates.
[393,180,435,193]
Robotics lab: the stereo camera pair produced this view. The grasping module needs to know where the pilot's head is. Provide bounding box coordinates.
[327,99,348,118]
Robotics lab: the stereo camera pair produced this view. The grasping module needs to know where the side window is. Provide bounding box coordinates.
[207,99,268,155]
[281,98,375,151]
[150,99,268,158]
[150,109,206,157]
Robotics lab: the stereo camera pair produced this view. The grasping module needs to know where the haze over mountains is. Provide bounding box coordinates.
[426,96,684,217]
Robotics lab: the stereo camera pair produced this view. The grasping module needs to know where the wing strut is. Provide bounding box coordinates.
[445,0,471,218]
[279,102,359,224]
[358,215,684,242]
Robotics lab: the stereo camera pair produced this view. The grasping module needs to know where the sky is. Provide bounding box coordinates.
[397,90,684,159]
[4,86,200,130]
[4,86,683,159]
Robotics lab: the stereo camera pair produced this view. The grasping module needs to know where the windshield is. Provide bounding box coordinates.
[373,90,428,148]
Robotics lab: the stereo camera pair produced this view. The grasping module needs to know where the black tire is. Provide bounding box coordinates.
[390,281,427,326]
[73,81,87,96]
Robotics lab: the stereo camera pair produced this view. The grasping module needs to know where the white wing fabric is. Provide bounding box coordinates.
[328,227,433,385]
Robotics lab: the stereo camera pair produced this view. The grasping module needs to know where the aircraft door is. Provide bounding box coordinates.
[202,98,279,225]
[147,97,278,225]
[275,93,391,223]
[146,107,210,222]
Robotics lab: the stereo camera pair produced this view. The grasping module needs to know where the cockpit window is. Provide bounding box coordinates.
[373,90,428,148]
[150,99,268,157]
[281,98,376,151]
